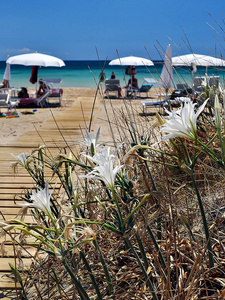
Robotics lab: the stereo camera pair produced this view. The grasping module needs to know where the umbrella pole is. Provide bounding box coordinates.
[191,70,194,90]
[131,75,133,96]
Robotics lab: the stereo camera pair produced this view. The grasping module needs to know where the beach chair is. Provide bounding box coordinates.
[208,76,221,91]
[0,93,10,109]
[193,77,205,94]
[137,84,153,98]
[105,79,120,98]
[18,89,52,108]
[42,78,63,104]
[140,99,168,114]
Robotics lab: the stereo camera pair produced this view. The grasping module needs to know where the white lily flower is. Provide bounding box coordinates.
[85,159,123,189]
[160,99,208,140]
[76,127,102,155]
[81,146,123,189]
[84,146,115,166]
[11,152,31,169]
[18,181,54,216]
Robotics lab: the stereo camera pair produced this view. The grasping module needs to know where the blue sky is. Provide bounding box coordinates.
[0,0,224,61]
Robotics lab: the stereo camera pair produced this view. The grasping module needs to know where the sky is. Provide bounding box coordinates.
[0,0,224,61]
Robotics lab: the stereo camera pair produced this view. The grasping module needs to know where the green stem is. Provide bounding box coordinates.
[191,175,214,268]
[62,258,90,300]
[124,238,159,300]
[111,188,123,227]
[9,263,29,300]
[170,138,188,164]
[93,239,112,295]
[122,194,149,230]
[135,232,149,269]
[178,138,192,165]
[47,212,64,252]
[80,250,102,300]
[142,152,161,240]
[197,138,224,165]
[146,225,167,271]
[21,281,29,300]
[15,226,55,252]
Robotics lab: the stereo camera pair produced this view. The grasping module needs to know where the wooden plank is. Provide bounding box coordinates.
[0,208,32,215]
[0,273,23,290]
[0,258,32,272]
[0,89,97,294]
[0,177,34,183]
[0,200,34,206]
[0,236,38,245]
[0,203,24,208]
[0,187,60,194]
[0,176,56,182]
[0,215,35,223]
[0,245,36,258]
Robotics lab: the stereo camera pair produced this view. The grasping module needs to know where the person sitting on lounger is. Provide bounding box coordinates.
[18,87,29,98]
[127,75,138,90]
[125,67,139,97]
[0,80,8,89]
[111,72,116,79]
[126,66,139,89]
[110,72,122,97]
[37,79,48,97]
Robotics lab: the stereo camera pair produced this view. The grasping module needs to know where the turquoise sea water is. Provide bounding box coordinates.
[0,60,225,89]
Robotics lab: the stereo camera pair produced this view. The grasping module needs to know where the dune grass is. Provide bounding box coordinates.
[1,67,225,299]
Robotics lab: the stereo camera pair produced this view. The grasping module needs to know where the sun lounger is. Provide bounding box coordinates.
[124,87,138,98]
[137,84,153,97]
[140,96,192,114]
[0,93,10,109]
[193,77,206,94]
[18,90,52,108]
[140,100,168,113]
[42,78,63,104]
[105,79,120,97]
[208,76,221,92]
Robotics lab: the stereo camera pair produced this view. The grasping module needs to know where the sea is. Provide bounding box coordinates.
[0,60,225,89]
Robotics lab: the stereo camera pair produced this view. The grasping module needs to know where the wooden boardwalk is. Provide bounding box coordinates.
[0,90,98,298]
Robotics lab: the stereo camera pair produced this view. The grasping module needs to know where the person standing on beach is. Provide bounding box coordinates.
[99,70,106,82]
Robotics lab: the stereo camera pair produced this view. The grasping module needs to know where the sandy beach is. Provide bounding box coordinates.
[0,87,157,148]
[0,88,95,145]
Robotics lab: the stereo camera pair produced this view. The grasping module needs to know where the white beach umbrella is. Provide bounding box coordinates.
[159,44,173,94]
[3,62,11,82]
[109,55,154,66]
[7,52,65,67]
[172,54,225,68]
[172,53,225,86]
[7,52,65,93]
